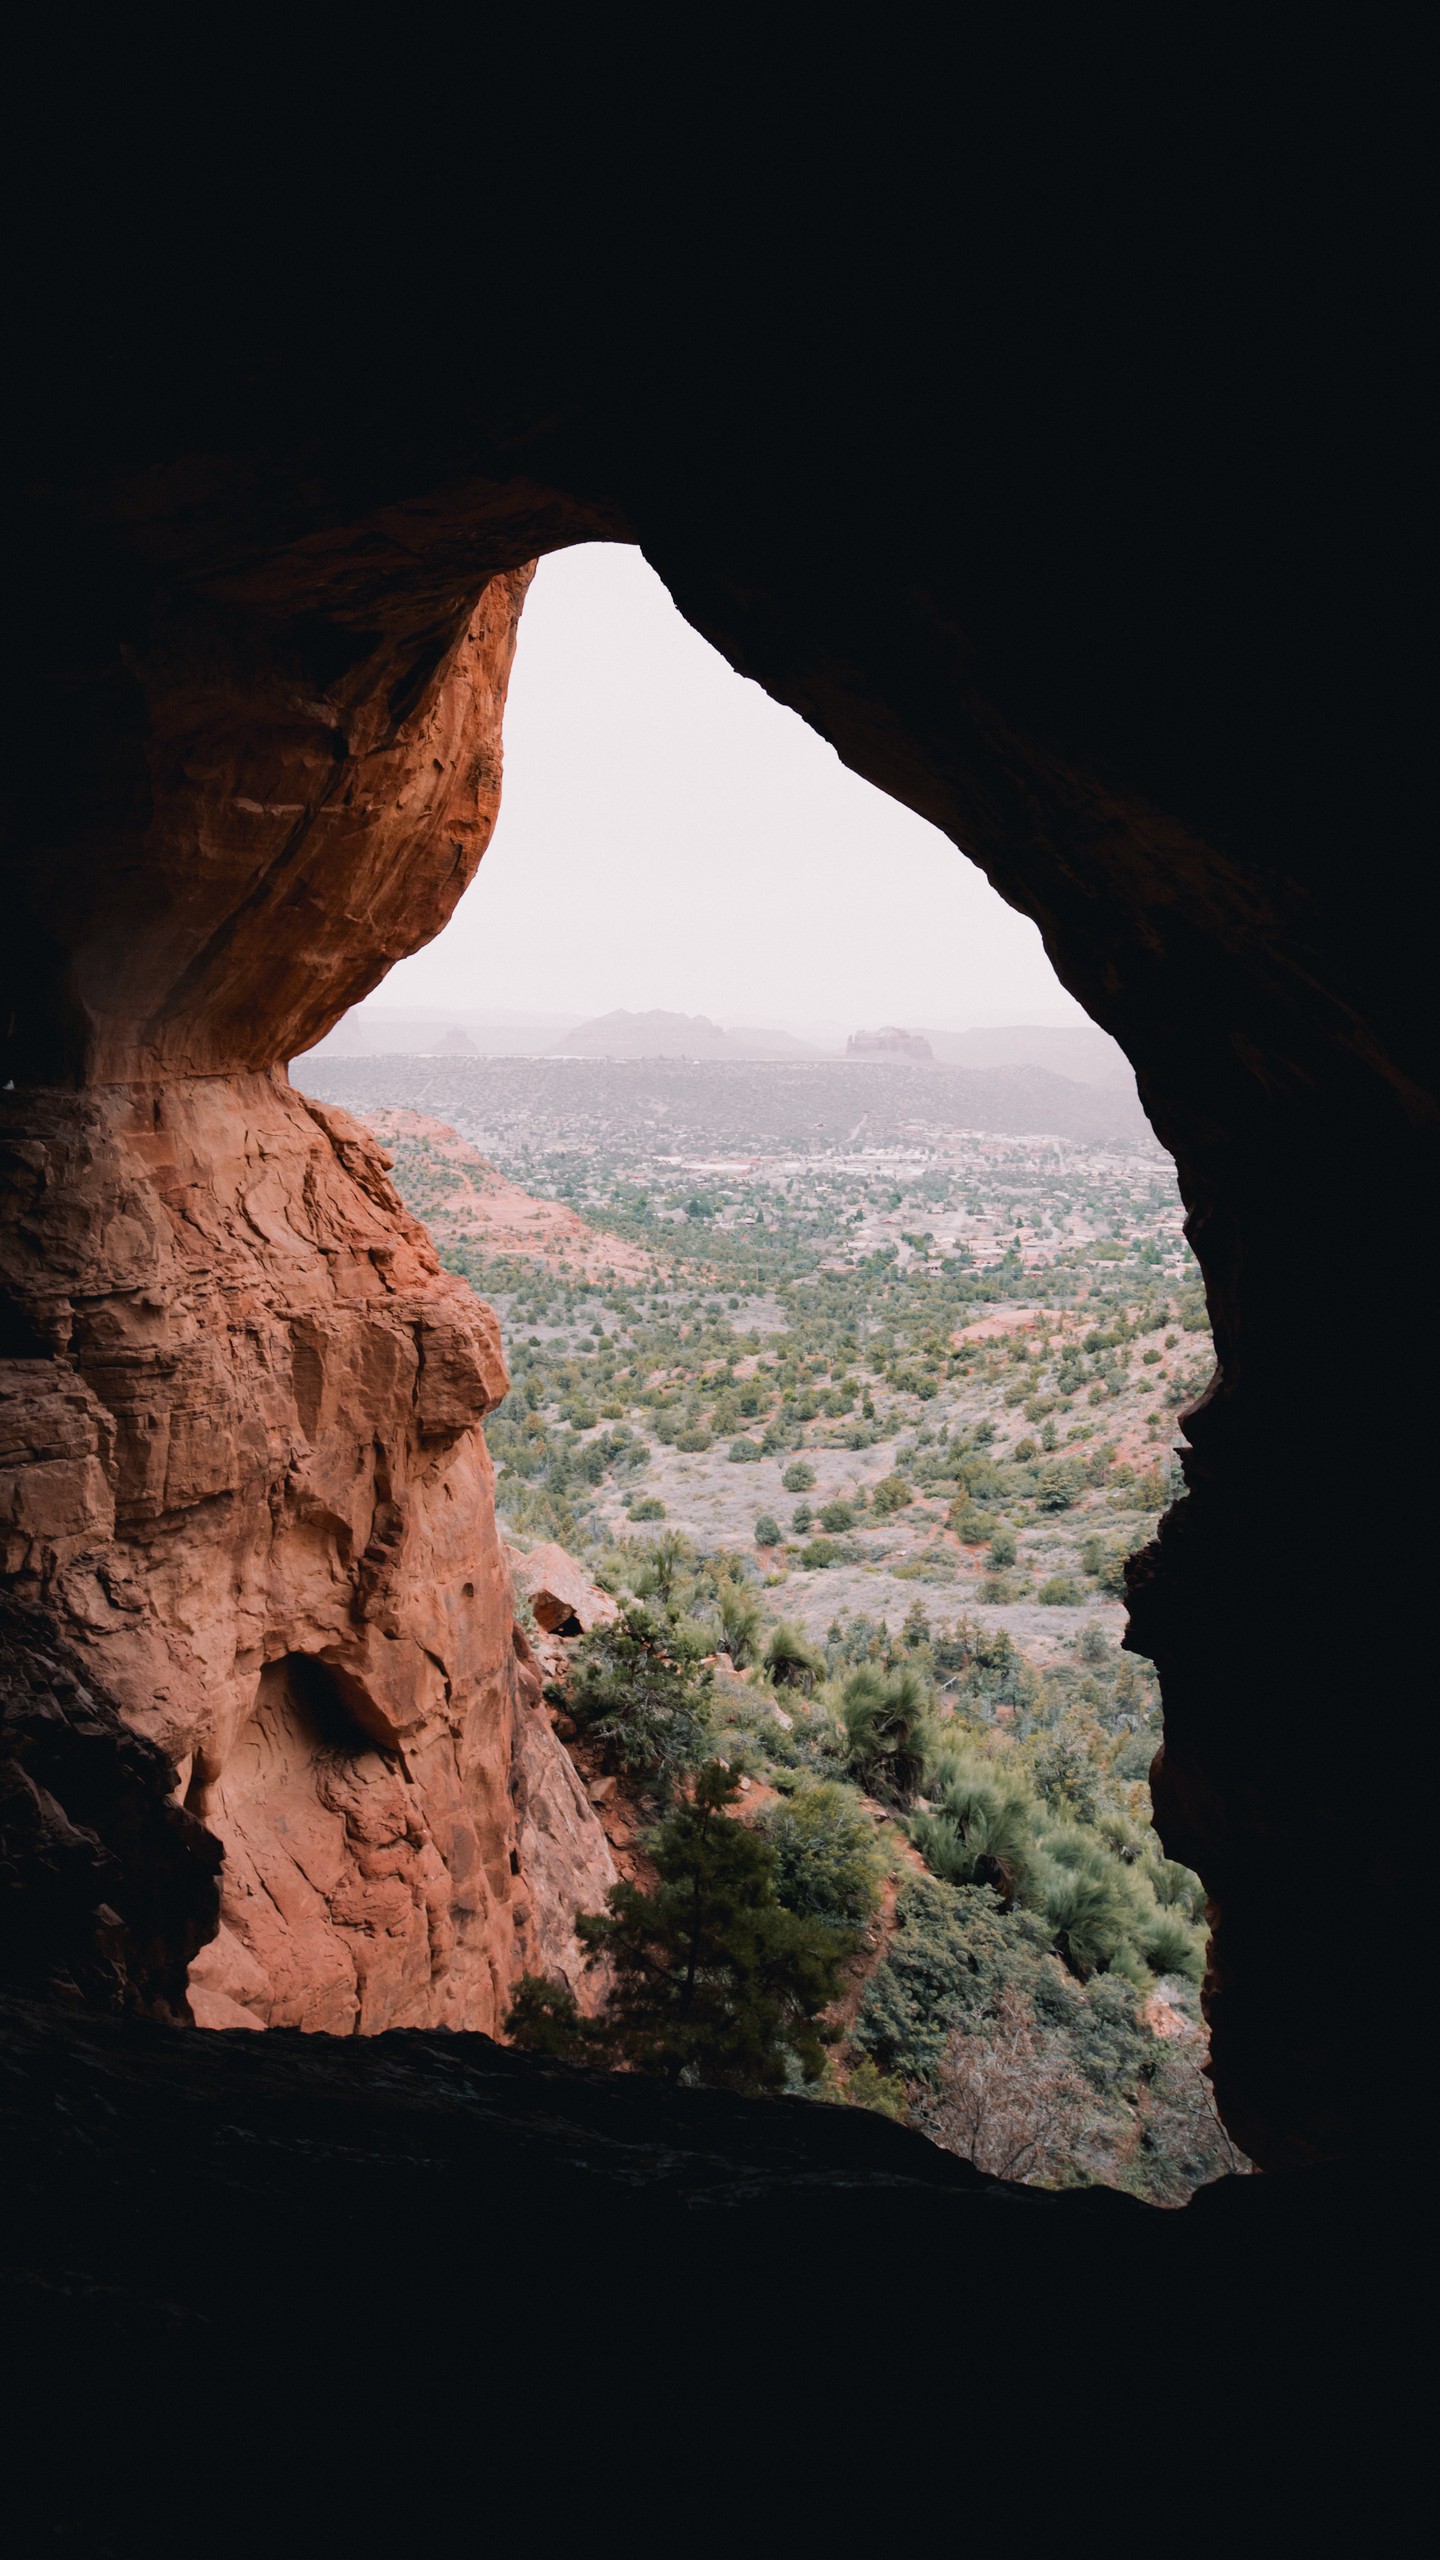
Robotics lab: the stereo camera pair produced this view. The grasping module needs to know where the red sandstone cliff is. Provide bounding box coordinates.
[0,565,615,2035]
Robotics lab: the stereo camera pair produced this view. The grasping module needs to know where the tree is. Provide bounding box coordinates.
[561,1602,713,1798]
[576,1763,849,2088]
[753,1512,781,1548]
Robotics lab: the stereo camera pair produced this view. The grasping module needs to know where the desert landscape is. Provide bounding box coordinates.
[294,1043,1232,2199]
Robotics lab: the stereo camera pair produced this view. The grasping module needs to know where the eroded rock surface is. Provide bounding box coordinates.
[0,1593,220,2018]
[0,1070,522,2028]
[2,978,622,2044]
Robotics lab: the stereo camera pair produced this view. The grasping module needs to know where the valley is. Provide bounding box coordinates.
[300,1050,1237,2200]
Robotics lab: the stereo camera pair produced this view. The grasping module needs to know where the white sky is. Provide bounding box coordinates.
[379,545,1084,1033]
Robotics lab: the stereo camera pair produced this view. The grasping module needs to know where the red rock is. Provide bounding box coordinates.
[0,1037,612,2035]
[510,1543,620,1638]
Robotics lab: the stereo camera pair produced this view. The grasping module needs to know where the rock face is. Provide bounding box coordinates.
[0,1069,524,2031]
[509,1622,617,2003]
[0,554,617,2039]
[0,1593,220,2019]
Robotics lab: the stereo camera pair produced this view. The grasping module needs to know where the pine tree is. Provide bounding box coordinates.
[577,1763,849,2090]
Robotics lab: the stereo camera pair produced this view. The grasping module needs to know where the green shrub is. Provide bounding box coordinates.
[562,1601,713,1798]
[854,1878,1048,2079]
[1038,1573,1083,1605]
[760,1780,882,1932]
[792,1503,813,1535]
[1149,1856,1207,1923]
[753,1512,782,1548]
[800,1538,844,1569]
[1032,1726,1102,1820]
[728,1436,763,1462]
[818,1500,855,1533]
[988,1529,1017,1567]
[1036,1459,1085,1511]
[504,1973,593,2060]
[782,1460,816,1493]
[1079,1534,1128,1594]
[840,1663,933,1806]
[630,1496,666,1522]
[1039,1857,1134,1980]
[633,1532,693,1606]
[716,1581,764,1669]
[950,1502,998,1543]
[764,1622,826,1693]
[911,1759,1034,1901]
[843,2056,909,2121]
[1139,1908,1206,1983]
[675,1426,713,1452]
[871,1474,913,1517]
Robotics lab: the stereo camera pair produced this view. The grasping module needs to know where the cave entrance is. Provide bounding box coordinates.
[289,541,1227,2200]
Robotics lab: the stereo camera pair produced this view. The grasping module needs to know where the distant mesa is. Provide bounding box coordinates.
[559,1009,731,1059]
[554,1009,826,1062]
[918,1022,1131,1086]
[432,1025,479,1053]
[847,1024,935,1062]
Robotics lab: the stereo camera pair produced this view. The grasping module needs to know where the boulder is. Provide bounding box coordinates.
[509,1543,620,1640]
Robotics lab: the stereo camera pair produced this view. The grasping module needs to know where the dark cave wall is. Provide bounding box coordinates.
[0,71,1431,2165]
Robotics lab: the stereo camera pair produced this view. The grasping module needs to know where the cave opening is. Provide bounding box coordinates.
[282,540,1226,2199]
[0,46,1427,2526]
[0,357,1424,2188]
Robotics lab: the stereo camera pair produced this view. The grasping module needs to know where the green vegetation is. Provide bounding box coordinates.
[501,1507,1234,2199]
[353,1072,1235,2197]
[839,1663,932,1805]
[759,1781,882,1932]
[546,1763,849,2090]
[559,1603,714,1800]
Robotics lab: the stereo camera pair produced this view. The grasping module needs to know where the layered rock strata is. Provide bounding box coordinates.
[0,1070,572,2030]
[0,560,616,2034]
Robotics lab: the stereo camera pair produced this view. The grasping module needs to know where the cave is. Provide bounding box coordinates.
[0,29,1426,2539]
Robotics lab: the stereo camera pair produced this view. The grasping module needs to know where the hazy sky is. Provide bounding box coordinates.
[379,545,1084,1033]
